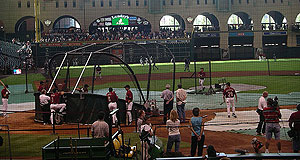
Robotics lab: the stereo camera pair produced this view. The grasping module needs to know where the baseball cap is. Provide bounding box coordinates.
[226,82,230,86]
[124,85,130,88]
[5,84,9,88]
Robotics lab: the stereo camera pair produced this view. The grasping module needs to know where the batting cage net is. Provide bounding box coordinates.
[0,125,11,159]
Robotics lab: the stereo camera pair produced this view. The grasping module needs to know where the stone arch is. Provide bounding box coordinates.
[15,16,44,33]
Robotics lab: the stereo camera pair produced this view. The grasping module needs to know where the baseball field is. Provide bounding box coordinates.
[0,58,300,159]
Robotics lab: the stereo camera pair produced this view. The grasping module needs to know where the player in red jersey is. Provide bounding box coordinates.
[107,87,118,125]
[223,82,238,118]
[50,88,66,124]
[38,81,44,93]
[198,68,206,91]
[124,85,133,125]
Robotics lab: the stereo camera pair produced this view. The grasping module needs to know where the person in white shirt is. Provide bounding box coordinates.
[39,89,51,124]
[256,91,268,135]
[166,110,181,152]
[140,118,153,160]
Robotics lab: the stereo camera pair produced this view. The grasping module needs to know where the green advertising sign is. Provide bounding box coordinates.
[112,17,129,26]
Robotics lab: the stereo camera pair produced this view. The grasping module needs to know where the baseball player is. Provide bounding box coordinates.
[1,84,10,117]
[124,85,133,125]
[50,88,66,124]
[198,68,206,91]
[39,89,51,124]
[106,87,118,125]
[95,65,102,79]
[223,82,237,118]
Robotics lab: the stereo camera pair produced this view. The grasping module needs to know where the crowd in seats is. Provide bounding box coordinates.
[194,26,220,32]
[228,24,253,31]
[0,40,30,74]
[262,23,288,31]
[40,28,189,42]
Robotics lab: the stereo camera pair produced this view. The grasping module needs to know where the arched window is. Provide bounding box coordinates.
[160,15,180,31]
[53,16,81,30]
[261,11,287,30]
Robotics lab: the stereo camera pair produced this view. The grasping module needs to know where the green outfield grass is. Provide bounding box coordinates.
[57,58,300,79]
[91,76,300,94]
[0,59,299,94]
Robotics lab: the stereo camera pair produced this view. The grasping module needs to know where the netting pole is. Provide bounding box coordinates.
[91,64,96,93]
[135,108,138,133]
[87,127,90,137]
[191,30,197,94]
[77,121,80,139]
[267,58,271,76]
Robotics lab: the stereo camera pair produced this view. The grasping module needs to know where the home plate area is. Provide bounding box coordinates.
[205,109,294,132]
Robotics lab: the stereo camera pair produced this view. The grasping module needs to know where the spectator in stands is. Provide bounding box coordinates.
[137,110,146,133]
[161,84,174,124]
[38,81,44,93]
[50,88,67,124]
[92,111,109,138]
[289,104,300,153]
[166,110,181,153]
[256,91,268,136]
[39,89,51,125]
[1,84,10,117]
[176,84,187,122]
[263,98,281,153]
[106,87,118,126]
[190,107,205,157]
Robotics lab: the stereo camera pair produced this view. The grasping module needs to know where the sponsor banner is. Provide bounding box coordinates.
[196,33,220,38]
[263,31,287,36]
[229,32,254,37]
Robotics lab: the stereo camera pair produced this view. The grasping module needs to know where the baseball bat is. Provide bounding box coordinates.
[220,102,225,105]
[0,79,5,87]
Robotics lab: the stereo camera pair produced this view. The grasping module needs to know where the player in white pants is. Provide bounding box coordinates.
[1,84,10,117]
[198,68,206,91]
[109,102,118,123]
[223,82,237,118]
[126,102,133,124]
[125,85,133,125]
[50,103,66,124]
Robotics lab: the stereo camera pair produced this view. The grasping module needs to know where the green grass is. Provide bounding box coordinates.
[57,58,300,79]
[0,133,80,157]
[0,133,190,158]
[92,75,300,94]
[1,59,299,93]
[0,73,45,90]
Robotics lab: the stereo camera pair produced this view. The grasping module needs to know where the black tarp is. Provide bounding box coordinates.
[34,92,144,124]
